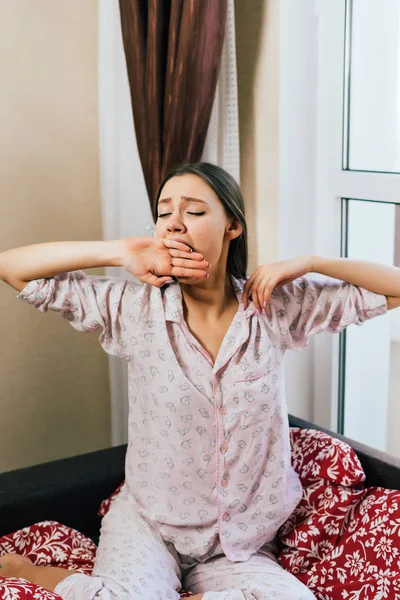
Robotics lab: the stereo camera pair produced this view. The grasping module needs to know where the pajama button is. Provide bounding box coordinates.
[222,512,230,521]
[220,442,229,454]
[221,479,228,488]
[219,406,227,415]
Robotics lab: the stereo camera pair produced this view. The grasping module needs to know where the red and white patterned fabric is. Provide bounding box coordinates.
[0,521,96,574]
[0,521,95,599]
[2,428,400,599]
[98,482,124,518]
[0,521,194,598]
[279,428,400,599]
[288,427,366,487]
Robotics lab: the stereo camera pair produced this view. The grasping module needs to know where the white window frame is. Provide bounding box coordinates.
[313,0,400,431]
[279,0,400,432]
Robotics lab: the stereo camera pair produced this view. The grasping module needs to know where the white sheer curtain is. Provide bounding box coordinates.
[98,0,240,445]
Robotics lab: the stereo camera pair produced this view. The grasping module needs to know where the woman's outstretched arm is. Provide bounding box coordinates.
[0,237,208,292]
[243,255,400,311]
[311,255,400,310]
[0,240,124,292]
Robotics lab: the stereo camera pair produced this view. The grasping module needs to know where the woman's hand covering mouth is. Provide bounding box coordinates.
[168,238,195,252]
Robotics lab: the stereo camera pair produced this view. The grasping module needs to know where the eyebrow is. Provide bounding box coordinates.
[158,196,208,205]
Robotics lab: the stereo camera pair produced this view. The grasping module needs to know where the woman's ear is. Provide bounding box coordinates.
[226,218,242,241]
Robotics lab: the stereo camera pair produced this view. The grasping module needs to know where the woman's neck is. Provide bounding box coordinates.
[181,273,238,322]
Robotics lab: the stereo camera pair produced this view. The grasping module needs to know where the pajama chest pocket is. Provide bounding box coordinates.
[233,364,266,383]
[233,347,275,384]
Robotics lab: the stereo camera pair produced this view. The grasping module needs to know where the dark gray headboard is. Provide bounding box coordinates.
[0,416,399,540]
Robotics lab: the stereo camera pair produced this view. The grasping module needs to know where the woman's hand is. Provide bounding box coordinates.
[121,237,210,287]
[243,256,313,311]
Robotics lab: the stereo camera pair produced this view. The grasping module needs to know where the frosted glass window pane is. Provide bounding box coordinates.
[347,0,400,173]
[343,200,400,457]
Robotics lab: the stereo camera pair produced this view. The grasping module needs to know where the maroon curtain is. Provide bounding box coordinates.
[119,0,228,212]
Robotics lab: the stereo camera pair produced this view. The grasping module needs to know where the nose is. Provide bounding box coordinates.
[166,213,186,233]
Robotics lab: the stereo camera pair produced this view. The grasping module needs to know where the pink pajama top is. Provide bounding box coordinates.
[18,273,387,561]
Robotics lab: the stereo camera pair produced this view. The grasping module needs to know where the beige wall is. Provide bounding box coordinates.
[0,0,280,472]
[0,1,110,472]
[235,0,279,272]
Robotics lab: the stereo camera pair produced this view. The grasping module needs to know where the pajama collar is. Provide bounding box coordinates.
[162,276,258,323]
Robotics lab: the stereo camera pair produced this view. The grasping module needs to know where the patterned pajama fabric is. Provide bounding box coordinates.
[55,484,315,600]
[18,272,387,599]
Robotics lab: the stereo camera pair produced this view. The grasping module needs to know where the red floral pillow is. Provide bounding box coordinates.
[0,521,96,573]
[279,427,400,599]
[289,427,366,487]
[0,578,60,600]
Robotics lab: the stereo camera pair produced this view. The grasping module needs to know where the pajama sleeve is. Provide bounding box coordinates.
[17,270,144,360]
[266,276,388,352]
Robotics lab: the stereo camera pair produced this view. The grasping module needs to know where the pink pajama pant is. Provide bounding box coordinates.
[55,488,315,600]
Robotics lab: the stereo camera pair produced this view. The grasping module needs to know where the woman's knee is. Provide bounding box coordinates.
[257,583,315,600]
[54,572,132,600]
[239,586,315,600]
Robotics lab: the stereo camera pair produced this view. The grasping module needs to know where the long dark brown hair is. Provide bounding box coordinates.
[153,163,248,279]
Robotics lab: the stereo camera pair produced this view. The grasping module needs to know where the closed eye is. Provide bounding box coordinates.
[157,212,206,218]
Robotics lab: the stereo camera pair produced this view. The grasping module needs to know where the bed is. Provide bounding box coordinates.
[1,414,400,599]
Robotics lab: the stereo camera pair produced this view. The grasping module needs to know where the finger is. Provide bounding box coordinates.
[171,267,209,278]
[141,274,173,288]
[262,279,277,307]
[243,274,257,309]
[159,276,174,286]
[162,239,195,254]
[168,249,205,261]
[258,279,269,311]
[256,278,271,312]
[254,284,264,312]
[257,279,274,312]
[171,258,210,270]
[248,274,264,311]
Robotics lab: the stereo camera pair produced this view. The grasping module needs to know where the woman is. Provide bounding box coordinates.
[0,162,399,600]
